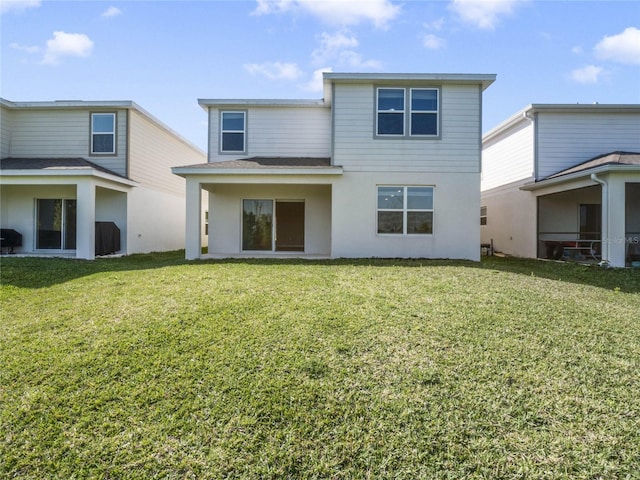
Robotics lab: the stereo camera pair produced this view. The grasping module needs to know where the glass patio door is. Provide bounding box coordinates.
[242,199,273,251]
[36,199,77,250]
[242,199,305,252]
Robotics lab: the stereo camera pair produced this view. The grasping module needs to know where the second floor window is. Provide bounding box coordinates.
[221,111,246,153]
[91,113,115,154]
[376,87,439,137]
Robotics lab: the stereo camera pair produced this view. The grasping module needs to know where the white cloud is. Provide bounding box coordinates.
[312,30,381,70]
[570,65,604,84]
[0,0,40,14]
[303,67,332,92]
[572,45,583,55]
[42,31,94,65]
[594,27,640,65]
[450,0,522,30]
[423,34,445,50]
[423,18,445,31]
[252,0,400,28]
[244,61,303,80]
[102,6,123,18]
[10,42,41,54]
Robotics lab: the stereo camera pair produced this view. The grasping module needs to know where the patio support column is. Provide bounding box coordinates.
[76,180,96,260]
[607,176,626,268]
[185,177,202,260]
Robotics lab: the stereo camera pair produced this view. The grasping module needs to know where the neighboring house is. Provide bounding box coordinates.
[173,72,496,260]
[0,98,205,259]
[481,104,640,267]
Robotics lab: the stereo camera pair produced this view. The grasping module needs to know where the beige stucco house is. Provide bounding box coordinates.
[0,98,205,259]
[173,72,496,260]
[481,104,640,267]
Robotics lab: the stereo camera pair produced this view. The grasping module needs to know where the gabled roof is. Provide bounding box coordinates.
[0,157,137,186]
[546,151,640,179]
[173,157,342,176]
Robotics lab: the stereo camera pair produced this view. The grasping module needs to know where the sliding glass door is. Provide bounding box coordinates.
[242,199,305,252]
[242,199,273,251]
[36,199,77,250]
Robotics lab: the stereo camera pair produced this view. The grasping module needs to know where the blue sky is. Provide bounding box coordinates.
[2,0,639,152]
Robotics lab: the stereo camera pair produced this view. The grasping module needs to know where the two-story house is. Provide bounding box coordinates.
[481,104,640,268]
[0,98,205,259]
[173,72,496,260]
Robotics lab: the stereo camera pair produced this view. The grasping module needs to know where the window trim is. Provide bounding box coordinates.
[220,110,247,154]
[90,112,117,156]
[376,185,434,236]
[374,86,441,139]
[480,206,487,226]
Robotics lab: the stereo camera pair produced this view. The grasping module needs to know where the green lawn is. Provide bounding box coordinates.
[1,253,639,479]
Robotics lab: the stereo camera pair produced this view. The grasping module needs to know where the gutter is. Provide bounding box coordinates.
[590,173,608,264]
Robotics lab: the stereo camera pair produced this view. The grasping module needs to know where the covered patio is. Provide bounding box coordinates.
[172,157,342,260]
[522,152,640,267]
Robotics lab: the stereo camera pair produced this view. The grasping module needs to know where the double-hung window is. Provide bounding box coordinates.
[91,113,116,154]
[221,111,246,153]
[410,88,438,136]
[376,87,439,137]
[377,186,434,235]
[377,88,405,135]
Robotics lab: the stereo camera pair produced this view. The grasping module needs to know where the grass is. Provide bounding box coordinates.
[1,252,639,479]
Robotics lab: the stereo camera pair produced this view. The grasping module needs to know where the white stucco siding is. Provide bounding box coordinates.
[128,109,204,196]
[126,185,185,253]
[332,172,481,260]
[537,112,640,179]
[7,109,128,176]
[481,120,534,191]
[207,106,331,162]
[1,105,12,158]
[332,83,483,173]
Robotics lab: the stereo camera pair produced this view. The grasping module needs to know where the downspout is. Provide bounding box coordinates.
[591,173,608,264]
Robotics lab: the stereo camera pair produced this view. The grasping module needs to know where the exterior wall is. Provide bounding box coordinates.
[538,185,601,239]
[207,106,331,162]
[96,186,128,253]
[536,111,640,179]
[481,119,534,190]
[480,180,537,258]
[126,185,186,254]
[1,104,12,158]
[206,183,332,256]
[6,108,128,176]
[0,184,75,254]
[128,109,205,196]
[332,171,480,260]
[332,83,483,173]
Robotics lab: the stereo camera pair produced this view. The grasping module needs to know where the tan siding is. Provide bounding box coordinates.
[7,108,128,176]
[1,105,12,158]
[208,106,331,162]
[128,109,205,196]
[481,120,534,191]
[332,83,483,172]
[537,112,640,178]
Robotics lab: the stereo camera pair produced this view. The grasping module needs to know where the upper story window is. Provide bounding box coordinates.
[91,113,116,154]
[376,87,439,138]
[221,111,246,153]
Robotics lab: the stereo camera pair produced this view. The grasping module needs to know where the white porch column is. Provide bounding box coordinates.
[607,176,626,268]
[185,177,202,260]
[76,180,96,260]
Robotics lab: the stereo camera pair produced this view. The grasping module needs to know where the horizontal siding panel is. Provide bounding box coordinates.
[333,83,482,172]
[1,106,11,158]
[537,112,640,178]
[7,109,128,177]
[208,106,331,162]
[481,120,534,191]
[129,110,205,195]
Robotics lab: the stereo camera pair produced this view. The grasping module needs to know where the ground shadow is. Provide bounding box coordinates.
[1,251,638,293]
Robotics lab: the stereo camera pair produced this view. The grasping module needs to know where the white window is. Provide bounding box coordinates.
[376,88,405,135]
[91,113,116,154]
[377,186,433,235]
[480,206,487,226]
[410,88,438,136]
[376,87,440,137]
[221,111,246,153]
